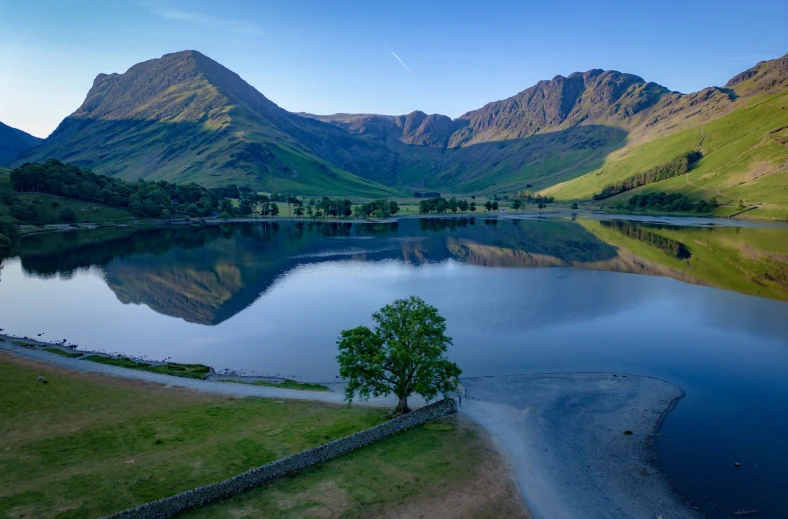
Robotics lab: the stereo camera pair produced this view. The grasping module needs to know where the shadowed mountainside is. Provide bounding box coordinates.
[0,121,41,165]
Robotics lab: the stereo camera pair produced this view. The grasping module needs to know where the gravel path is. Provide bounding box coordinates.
[2,342,694,518]
[461,373,697,519]
[0,341,426,407]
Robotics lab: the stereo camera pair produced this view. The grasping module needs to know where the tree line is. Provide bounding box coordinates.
[626,192,720,213]
[419,196,476,214]
[9,160,236,219]
[593,151,703,200]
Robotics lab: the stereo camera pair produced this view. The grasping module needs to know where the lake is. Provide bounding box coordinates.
[1,215,787,517]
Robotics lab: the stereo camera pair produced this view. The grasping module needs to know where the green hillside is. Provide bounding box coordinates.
[546,90,788,218]
[0,167,138,229]
[545,56,788,219]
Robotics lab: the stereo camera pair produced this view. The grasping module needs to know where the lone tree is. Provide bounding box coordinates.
[337,296,462,415]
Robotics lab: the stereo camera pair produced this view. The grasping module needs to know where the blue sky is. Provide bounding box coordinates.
[1,0,786,138]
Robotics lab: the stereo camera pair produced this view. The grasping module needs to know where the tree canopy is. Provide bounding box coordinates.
[337,296,461,414]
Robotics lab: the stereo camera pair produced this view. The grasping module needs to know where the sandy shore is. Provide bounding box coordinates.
[2,339,694,518]
[462,373,697,519]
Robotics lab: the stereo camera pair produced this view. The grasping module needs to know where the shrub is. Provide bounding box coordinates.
[58,207,78,223]
[0,233,11,254]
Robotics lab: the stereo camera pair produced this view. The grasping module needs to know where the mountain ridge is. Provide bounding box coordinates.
[15,50,788,212]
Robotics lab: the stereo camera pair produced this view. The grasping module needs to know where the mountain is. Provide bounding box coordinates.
[17,51,788,217]
[545,54,788,219]
[0,121,41,165]
[16,51,399,197]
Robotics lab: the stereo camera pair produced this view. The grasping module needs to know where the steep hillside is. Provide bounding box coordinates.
[17,51,399,197]
[546,54,788,219]
[0,121,41,165]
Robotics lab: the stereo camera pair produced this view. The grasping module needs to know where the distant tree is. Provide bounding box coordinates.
[484,201,492,212]
[512,199,522,210]
[458,200,469,213]
[238,199,254,217]
[737,199,746,211]
[295,204,305,217]
[337,296,462,415]
[389,200,400,215]
[448,197,459,213]
[538,201,545,210]
[434,198,448,213]
[469,201,477,212]
[269,202,279,216]
[419,200,431,214]
[58,207,77,223]
[571,202,579,210]
[491,201,499,211]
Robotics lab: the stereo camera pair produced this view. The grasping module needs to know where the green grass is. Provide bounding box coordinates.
[83,355,211,380]
[179,416,482,519]
[0,354,511,519]
[0,355,389,519]
[546,90,788,218]
[0,170,140,227]
[218,378,330,391]
[43,347,83,358]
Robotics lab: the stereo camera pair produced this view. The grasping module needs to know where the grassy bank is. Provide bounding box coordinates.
[83,354,211,379]
[218,378,330,391]
[0,353,526,519]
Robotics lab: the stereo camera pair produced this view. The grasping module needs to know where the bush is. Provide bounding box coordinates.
[58,207,78,223]
[0,233,11,254]
[10,201,41,223]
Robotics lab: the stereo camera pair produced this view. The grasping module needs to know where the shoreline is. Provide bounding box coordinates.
[462,373,697,519]
[1,336,694,518]
[11,208,788,238]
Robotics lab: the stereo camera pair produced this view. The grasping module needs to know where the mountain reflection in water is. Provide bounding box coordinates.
[6,217,788,325]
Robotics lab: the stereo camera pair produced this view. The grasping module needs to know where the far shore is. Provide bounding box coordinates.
[12,207,788,239]
[1,334,695,519]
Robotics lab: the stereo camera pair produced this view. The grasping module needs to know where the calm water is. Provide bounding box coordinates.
[1,216,787,517]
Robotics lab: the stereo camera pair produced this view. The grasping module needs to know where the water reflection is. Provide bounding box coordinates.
[6,218,788,326]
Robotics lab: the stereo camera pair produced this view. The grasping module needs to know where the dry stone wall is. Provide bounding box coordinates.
[103,398,457,519]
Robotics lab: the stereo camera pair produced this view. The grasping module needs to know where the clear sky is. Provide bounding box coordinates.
[1,0,786,138]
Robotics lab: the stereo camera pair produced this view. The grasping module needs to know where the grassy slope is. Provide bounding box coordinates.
[0,354,516,519]
[545,90,788,218]
[0,169,139,226]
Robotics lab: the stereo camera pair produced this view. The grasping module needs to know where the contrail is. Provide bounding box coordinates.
[384,44,412,73]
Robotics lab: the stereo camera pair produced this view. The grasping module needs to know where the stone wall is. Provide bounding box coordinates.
[103,398,457,519]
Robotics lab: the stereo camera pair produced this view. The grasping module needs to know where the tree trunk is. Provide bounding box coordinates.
[394,395,411,415]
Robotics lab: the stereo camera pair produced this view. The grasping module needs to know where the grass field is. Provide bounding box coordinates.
[0,353,525,519]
